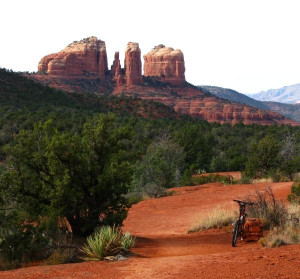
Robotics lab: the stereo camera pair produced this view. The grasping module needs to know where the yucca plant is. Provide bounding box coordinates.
[81,226,135,261]
[120,231,135,251]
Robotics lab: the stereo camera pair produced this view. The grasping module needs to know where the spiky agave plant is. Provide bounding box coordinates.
[81,226,135,261]
[120,231,135,251]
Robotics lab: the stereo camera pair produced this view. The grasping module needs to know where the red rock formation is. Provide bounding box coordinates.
[38,54,56,73]
[38,37,108,76]
[125,42,142,86]
[34,37,299,126]
[115,59,125,87]
[112,85,298,125]
[144,45,185,86]
[110,51,125,86]
[111,52,120,76]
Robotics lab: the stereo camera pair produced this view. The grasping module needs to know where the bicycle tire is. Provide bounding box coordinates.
[232,220,240,247]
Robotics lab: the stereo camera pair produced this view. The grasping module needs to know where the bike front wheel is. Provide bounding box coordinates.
[232,220,240,247]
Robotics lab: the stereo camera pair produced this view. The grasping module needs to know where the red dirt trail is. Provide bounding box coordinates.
[1,180,299,279]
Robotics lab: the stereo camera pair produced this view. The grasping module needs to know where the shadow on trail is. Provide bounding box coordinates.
[132,230,242,258]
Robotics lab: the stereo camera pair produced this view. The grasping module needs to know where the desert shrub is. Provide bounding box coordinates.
[259,225,300,247]
[1,114,132,236]
[38,216,73,249]
[278,133,300,180]
[81,226,135,261]
[195,169,207,175]
[192,174,238,185]
[209,153,229,172]
[43,248,78,265]
[131,135,186,198]
[126,192,145,206]
[0,224,49,266]
[288,179,300,204]
[188,209,235,233]
[270,170,290,182]
[180,168,194,186]
[238,174,253,184]
[0,255,18,271]
[244,134,281,179]
[258,201,300,248]
[244,187,288,229]
[288,203,300,218]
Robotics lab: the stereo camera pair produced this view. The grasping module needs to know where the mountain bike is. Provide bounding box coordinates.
[232,199,255,247]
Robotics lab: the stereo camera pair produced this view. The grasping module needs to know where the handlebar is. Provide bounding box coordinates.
[233,199,256,206]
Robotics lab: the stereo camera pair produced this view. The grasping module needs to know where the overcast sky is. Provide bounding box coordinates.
[1,0,300,94]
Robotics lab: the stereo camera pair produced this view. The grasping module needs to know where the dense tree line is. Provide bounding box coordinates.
[0,68,300,265]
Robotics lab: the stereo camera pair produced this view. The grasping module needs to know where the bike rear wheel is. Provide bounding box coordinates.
[232,220,240,247]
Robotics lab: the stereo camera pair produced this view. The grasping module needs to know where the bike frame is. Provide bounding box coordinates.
[237,203,247,235]
[232,199,254,247]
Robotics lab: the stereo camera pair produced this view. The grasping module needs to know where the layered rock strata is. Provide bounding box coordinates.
[38,37,108,76]
[112,85,298,125]
[125,42,142,86]
[144,45,185,86]
[242,218,263,242]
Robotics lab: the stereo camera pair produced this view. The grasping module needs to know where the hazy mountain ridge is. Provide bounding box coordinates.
[263,101,300,122]
[197,86,269,110]
[198,85,300,122]
[249,84,300,104]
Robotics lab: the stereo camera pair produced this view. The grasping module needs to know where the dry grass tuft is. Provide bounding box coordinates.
[259,203,300,247]
[259,225,300,247]
[188,209,235,234]
[252,178,273,183]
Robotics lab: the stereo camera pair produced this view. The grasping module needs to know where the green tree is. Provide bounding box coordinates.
[209,152,229,172]
[288,180,300,204]
[1,114,132,236]
[279,133,300,180]
[132,135,186,197]
[244,134,281,179]
[174,123,212,171]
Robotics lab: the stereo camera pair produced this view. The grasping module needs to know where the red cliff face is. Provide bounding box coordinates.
[125,42,142,86]
[112,85,297,126]
[34,36,299,126]
[38,37,108,76]
[144,45,185,86]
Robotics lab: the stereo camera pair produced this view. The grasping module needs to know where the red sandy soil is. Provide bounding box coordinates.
[1,179,299,279]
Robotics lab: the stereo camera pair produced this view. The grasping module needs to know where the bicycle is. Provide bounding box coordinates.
[232,199,255,247]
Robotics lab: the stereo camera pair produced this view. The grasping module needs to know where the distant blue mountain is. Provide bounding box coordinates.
[249,84,300,104]
[197,85,300,122]
[197,86,268,110]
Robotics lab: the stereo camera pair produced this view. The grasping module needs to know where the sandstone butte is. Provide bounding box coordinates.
[38,36,108,76]
[35,36,299,126]
[144,44,185,86]
[125,42,143,86]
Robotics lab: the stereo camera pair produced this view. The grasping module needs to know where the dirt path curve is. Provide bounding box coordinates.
[123,181,292,236]
[1,181,299,279]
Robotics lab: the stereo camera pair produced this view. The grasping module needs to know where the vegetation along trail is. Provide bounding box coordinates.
[1,179,299,279]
